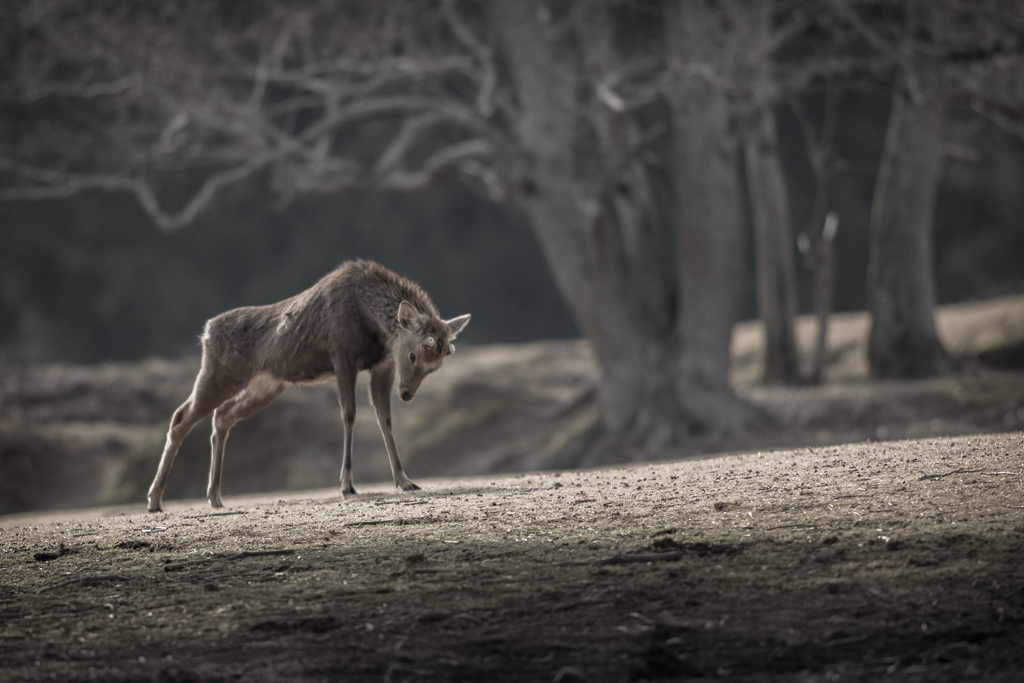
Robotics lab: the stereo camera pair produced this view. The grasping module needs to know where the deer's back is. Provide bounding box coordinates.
[201,263,403,383]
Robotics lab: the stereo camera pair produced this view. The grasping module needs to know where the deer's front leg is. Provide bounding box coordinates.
[335,361,358,497]
[369,360,420,492]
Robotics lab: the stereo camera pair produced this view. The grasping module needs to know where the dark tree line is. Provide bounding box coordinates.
[2,0,1023,452]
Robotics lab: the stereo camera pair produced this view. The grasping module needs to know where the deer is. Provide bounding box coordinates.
[146,260,470,513]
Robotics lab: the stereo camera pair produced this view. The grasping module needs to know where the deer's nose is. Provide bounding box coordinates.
[401,391,413,402]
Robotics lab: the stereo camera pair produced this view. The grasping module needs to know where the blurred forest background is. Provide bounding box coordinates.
[2,0,1024,514]
[2,0,1023,368]
[2,94,1024,364]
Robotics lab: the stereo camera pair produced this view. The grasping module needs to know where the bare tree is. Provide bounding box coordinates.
[0,0,839,454]
[792,88,840,384]
[1,1,499,230]
[798,211,839,383]
[663,0,767,429]
[829,0,1024,378]
[739,2,801,384]
[867,85,951,378]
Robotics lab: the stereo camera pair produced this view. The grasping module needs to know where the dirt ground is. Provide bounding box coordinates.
[1,431,1022,682]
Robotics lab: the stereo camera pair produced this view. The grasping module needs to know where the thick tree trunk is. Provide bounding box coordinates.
[495,0,764,450]
[666,0,761,435]
[670,79,750,432]
[745,109,801,384]
[493,0,686,451]
[867,90,950,378]
[577,0,674,340]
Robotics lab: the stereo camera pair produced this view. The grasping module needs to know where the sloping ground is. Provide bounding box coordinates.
[0,432,1021,682]
[2,295,1024,515]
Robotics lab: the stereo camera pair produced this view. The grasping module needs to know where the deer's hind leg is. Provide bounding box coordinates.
[147,360,246,513]
[207,375,286,508]
[335,361,358,497]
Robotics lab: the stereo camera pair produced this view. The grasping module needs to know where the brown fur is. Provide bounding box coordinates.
[147,260,470,512]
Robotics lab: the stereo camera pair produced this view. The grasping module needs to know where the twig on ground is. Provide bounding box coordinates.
[182,511,249,518]
[766,524,818,530]
[164,549,294,571]
[37,573,128,594]
[918,468,984,480]
[344,520,391,527]
[980,471,1021,476]
[556,551,684,566]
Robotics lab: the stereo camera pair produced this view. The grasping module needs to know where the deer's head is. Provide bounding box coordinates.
[395,301,470,402]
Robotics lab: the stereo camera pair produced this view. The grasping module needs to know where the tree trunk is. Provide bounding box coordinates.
[494,0,762,450]
[492,0,686,452]
[809,212,838,383]
[666,0,761,434]
[867,89,950,378]
[576,0,674,341]
[744,109,801,384]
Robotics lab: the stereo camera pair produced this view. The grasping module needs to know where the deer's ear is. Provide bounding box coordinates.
[397,301,424,332]
[445,314,471,340]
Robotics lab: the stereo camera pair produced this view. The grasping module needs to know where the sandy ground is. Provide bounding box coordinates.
[1,431,1022,682]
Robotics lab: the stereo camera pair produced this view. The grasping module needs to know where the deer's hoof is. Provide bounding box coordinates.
[341,485,358,498]
[400,481,421,492]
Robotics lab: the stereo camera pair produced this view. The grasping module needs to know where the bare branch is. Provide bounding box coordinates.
[374,112,449,175]
[775,56,889,102]
[237,55,479,108]
[0,154,281,233]
[252,17,300,108]
[0,1,514,231]
[441,0,497,117]
[968,95,1024,143]
[596,74,627,114]
[759,10,812,60]
[256,55,477,81]
[379,138,493,191]
[683,62,743,97]
[276,138,493,198]
[825,0,895,55]
[459,159,509,202]
[301,95,490,144]
[789,87,841,243]
[20,75,141,102]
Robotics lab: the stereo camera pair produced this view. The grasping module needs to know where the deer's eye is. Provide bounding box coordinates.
[409,352,417,364]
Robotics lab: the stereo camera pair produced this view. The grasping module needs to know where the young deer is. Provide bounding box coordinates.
[147,260,470,512]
